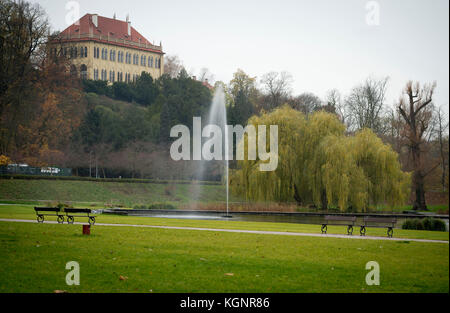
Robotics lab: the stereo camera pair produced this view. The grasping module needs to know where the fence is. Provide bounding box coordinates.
[0,165,72,177]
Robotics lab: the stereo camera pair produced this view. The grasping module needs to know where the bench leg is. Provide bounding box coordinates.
[387,227,394,238]
[67,216,74,225]
[89,216,95,226]
[347,225,354,236]
[360,226,366,236]
[37,215,44,223]
[321,224,327,234]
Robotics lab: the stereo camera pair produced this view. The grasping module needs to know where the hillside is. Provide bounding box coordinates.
[0,179,230,207]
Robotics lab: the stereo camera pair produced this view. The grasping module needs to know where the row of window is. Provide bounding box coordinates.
[51,46,162,69]
[51,46,88,58]
[93,46,161,68]
[93,69,143,83]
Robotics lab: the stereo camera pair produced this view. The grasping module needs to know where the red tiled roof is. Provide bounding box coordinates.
[59,14,160,51]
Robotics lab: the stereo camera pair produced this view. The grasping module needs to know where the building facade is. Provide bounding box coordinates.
[50,14,164,82]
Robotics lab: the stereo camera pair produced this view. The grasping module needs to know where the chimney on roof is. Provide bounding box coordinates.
[113,13,116,19]
[126,14,131,36]
[92,14,98,28]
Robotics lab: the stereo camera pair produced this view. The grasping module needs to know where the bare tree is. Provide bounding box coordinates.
[0,0,49,155]
[384,107,405,154]
[198,67,215,84]
[163,55,184,78]
[289,92,322,115]
[260,71,293,109]
[435,106,449,191]
[345,77,389,134]
[325,89,346,123]
[398,81,437,210]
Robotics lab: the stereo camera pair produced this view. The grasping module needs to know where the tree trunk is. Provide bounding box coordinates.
[412,146,427,211]
[321,190,328,211]
[293,184,302,205]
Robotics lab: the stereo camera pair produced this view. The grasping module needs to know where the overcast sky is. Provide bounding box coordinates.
[32,0,449,112]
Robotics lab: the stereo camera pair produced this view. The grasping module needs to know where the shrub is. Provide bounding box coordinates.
[148,203,177,210]
[402,218,447,232]
[133,203,177,210]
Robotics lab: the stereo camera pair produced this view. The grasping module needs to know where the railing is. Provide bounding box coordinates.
[52,33,163,52]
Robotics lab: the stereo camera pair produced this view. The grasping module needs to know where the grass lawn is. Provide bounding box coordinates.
[0,220,448,293]
[0,179,232,206]
[0,204,449,241]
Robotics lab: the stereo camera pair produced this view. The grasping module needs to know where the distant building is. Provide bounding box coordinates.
[49,14,164,82]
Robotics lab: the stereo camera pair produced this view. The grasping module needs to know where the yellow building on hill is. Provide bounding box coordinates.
[49,14,164,82]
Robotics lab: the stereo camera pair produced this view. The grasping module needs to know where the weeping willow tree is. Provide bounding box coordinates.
[231,106,307,202]
[230,106,411,212]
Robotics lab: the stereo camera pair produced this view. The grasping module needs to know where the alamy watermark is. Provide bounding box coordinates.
[66,261,80,286]
[365,1,380,26]
[365,261,380,286]
[169,117,279,172]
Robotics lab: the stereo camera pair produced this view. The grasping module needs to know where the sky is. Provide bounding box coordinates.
[31,0,449,113]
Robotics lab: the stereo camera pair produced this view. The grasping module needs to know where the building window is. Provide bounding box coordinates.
[70,47,77,59]
[94,47,100,59]
[110,50,116,62]
[80,64,88,80]
[94,69,99,80]
[149,56,153,68]
[141,55,146,66]
[110,71,115,82]
[80,47,87,58]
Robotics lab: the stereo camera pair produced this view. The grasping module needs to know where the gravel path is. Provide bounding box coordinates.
[0,218,448,244]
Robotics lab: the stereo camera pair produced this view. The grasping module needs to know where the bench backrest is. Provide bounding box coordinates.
[364,217,397,225]
[64,208,92,214]
[325,215,357,222]
[35,207,60,213]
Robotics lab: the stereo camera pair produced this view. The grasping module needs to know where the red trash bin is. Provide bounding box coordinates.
[82,225,91,235]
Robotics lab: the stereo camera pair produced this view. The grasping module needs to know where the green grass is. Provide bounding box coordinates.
[392,204,449,214]
[0,179,232,206]
[0,204,448,242]
[0,220,448,293]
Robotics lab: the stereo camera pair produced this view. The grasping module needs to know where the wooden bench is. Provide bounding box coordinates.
[35,207,65,224]
[360,217,397,238]
[64,208,96,226]
[321,215,357,235]
[34,207,96,226]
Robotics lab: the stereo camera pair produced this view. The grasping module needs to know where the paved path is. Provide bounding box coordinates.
[0,218,448,244]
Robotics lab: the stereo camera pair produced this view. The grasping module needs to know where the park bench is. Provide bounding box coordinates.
[35,207,65,224]
[34,207,96,226]
[64,208,96,226]
[360,217,397,238]
[321,215,357,235]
